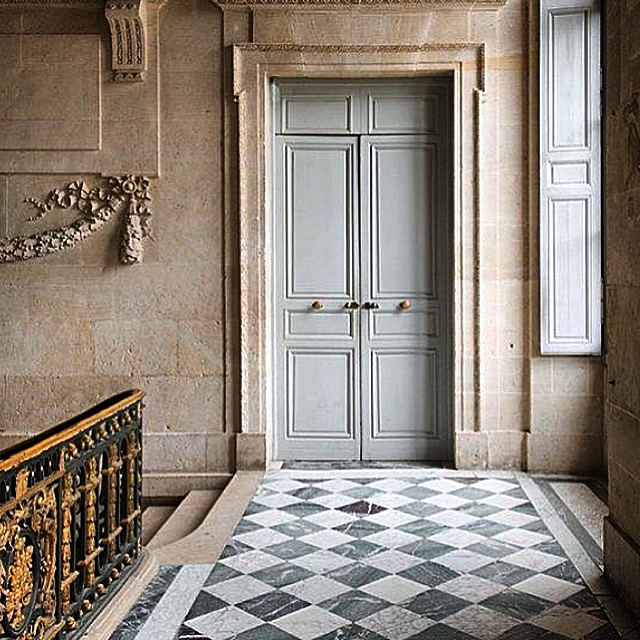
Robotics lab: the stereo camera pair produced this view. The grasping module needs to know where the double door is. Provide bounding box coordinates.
[273,80,451,460]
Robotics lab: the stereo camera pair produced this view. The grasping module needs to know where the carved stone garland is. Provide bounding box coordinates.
[0,175,152,265]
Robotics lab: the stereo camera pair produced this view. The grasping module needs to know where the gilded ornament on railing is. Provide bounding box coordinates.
[0,390,144,640]
[0,175,153,266]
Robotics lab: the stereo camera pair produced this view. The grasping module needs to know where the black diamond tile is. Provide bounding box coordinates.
[503,487,528,500]
[533,540,567,557]
[397,502,441,518]
[406,623,477,639]
[543,560,583,584]
[397,540,456,561]
[317,623,388,639]
[559,588,601,610]
[399,486,438,500]
[233,623,300,639]
[263,540,320,560]
[397,519,446,537]
[281,503,329,518]
[344,487,379,499]
[174,622,208,639]
[204,563,242,586]
[332,540,386,560]
[338,500,386,516]
[234,519,264,535]
[220,541,253,559]
[334,520,386,538]
[251,563,315,588]
[236,590,309,622]
[466,540,519,559]
[460,519,510,538]
[292,486,332,500]
[184,591,226,620]
[320,590,388,621]
[481,589,550,621]
[398,561,460,587]
[513,503,539,517]
[495,624,569,640]
[457,503,502,518]
[521,519,550,534]
[244,502,271,516]
[272,520,324,538]
[327,563,389,587]
[450,487,495,501]
[406,589,468,620]
[472,560,536,586]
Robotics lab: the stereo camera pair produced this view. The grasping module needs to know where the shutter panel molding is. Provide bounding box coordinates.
[540,0,601,355]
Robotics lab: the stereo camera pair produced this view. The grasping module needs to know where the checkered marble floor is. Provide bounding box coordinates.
[172,473,619,640]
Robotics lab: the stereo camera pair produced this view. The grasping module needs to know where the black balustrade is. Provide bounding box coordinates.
[0,389,145,639]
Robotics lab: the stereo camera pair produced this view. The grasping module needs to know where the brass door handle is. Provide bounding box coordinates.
[363,301,380,310]
[344,301,360,310]
[399,299,411,310]
[311,300,324,310]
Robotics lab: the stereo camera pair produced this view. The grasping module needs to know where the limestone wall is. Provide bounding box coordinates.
[603,0,640,617]
[0,0,604,495]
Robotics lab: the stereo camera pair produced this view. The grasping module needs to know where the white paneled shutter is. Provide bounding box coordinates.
[540,0,601,354]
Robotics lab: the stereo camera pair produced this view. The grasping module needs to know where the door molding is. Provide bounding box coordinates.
[232,43,488,466]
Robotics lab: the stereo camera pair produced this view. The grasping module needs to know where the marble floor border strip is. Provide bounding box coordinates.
[134,564,212,640]
[538,480,605,566]
[519,475,639,638]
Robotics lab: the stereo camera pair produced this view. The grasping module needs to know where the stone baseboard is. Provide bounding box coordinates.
[143,472,231,498]
[604,515,640,619]
[526,432,603,475]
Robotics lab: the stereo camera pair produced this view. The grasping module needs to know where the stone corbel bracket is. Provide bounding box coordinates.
[0,175,153,265]
[105,0,147,82]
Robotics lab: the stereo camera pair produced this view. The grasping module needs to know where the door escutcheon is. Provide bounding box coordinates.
[311,300,324,310]
[399,299,411,310]
[344,301,360,310]
[363,301,380,310]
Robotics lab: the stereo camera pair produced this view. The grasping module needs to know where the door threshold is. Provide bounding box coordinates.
[277,460,454,470]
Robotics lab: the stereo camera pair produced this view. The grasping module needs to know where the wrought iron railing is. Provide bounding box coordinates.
[0,389,144,640]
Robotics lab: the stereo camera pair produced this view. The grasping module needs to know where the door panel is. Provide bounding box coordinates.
[361,136,450,460]
[370,350,438,438]
[287,350,355,439]
[285,141,356,298]
[275,136,360,460]
[368,140,437,298]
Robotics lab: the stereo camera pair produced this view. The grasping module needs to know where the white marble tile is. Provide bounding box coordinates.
[281,575,351,604]
[220,549,283,573]
[361,549,423,573]
[532,604,606,638]
[360,575,428,603]
[442,604,519,640]
[437,574,507,603]
[367,478,415,493]
[429,528,487,549]
[502,548,565,572]
[186,606,262,639]
[298,529,355,549]
[432,550,494,573]
[366,509,419,528]
[303,509,357,528]
[359,605,434,639]
[244,509,299,527]
[423,494,471,509]
[479,494,528,509]
[363,529,421,549]
[426,510,480,528]
[234,528,292,549]
[513,574,584,602]
[272,605,346,640]
[368,492,416,509]
[204,575,272,604]
[421,479,468,493]
[471,479,519,494]
[492,529,552,548]
[485,510,538,527]
[253,492,302,508]
[290,550,354,573]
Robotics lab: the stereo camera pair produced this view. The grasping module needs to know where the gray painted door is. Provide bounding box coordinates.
[274,80,451,461]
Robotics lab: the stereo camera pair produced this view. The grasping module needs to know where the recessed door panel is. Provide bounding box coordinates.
[370,350,438,437]
[285,141,355,298]
[287,350,355,438]
[369,140,437,298]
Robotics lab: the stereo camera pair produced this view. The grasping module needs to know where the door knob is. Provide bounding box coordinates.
[363,301,380,310]
[399,299,411,310]
[311,300,324,310]
[344,301,360,310]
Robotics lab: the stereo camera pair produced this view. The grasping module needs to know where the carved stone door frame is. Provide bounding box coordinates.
[231,42,489,468]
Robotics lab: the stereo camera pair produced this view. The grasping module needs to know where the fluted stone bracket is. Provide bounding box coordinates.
[105,0,147,82]
[0,175,153,265]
